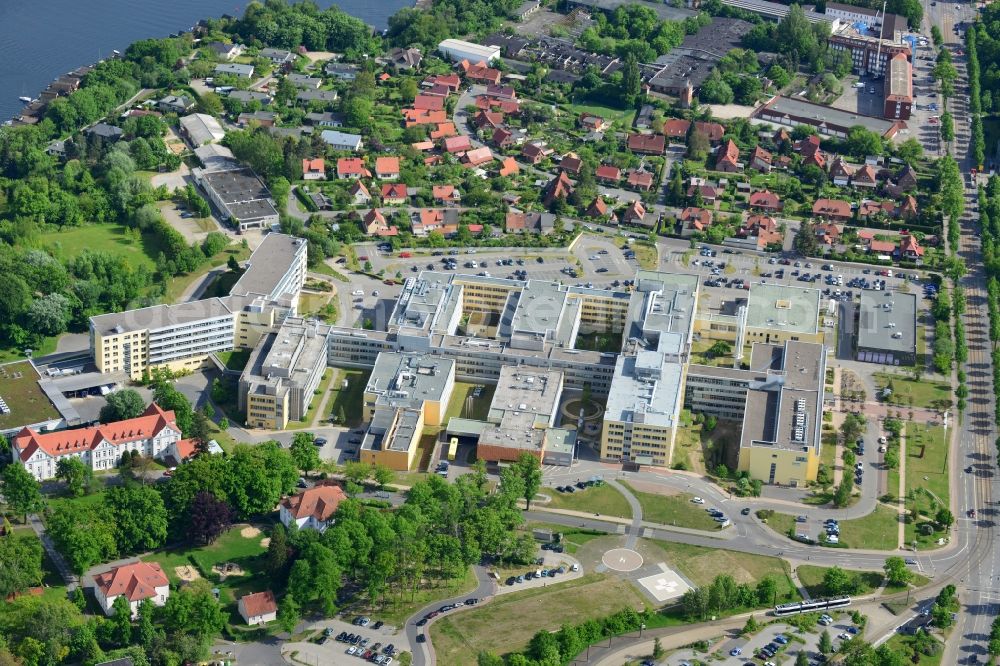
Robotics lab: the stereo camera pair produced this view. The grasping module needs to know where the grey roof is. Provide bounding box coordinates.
[241,318,331,394]
[366,352,455,412]
[566,0,695,21]
[260,48,294,62]
[230,233,305,299]
[215,63,255,77]
[825,1,878,17]
[716,0,834,24]
[194,143,237,171]
[179,113,225,146]
[287,73,322,88]
[86,123,123,139]
[746,282,820,335]
[297,89,339,103]
[757,96,899,137]
[227,90,272,104]
[91,297,236,336]
[198,168,278,223]
[320,130,362,147]
[857,290,916,354]
[305,111,345,125]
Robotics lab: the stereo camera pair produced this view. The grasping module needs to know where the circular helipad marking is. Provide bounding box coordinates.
[602,548,644,572]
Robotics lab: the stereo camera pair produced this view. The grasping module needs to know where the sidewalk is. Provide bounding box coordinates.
[897,426,908,549]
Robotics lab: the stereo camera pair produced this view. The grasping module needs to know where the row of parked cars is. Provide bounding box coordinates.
[414,599,479,627]
[329,626,395,664]
[505,564,575,586]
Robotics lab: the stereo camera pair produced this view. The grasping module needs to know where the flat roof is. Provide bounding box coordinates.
[757,96,899,136]
[91,297,235,336]
[488,366,562,424]
[746,282,820,335]
[229,233,304,300]
[566,0,696,21]
[438,39,502,58]
[605,353,684,429]
[857,290,916,354]
[887,54,912,99]
[510,280,569,339]
[366,352,454,411]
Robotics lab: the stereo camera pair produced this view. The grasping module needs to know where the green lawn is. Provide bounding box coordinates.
[542,483,632,519]
[443,382,495,423]
[873,372,952,410]
[164,246,251,302]
[326,368,371,427]
[883,633,944,665]
[524,522,609,555]
[763,512,799,539]
[648,540,799,600]
[40,224,156,272]
[353,565,479,627]
[217,349,251,372]
[796,564,886,598]
[564,101,637,128]
[837,503,901,550]
[0,361,60,430]
[11,528,68,604]
[904,423,950,549]
[620,482,722,530]
[431,574,650,665]
[632,243,658,270]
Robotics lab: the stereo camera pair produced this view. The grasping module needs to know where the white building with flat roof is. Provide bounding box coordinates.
[438,39,501,65]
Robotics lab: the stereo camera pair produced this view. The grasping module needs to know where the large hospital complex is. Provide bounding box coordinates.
[87,236,830,486]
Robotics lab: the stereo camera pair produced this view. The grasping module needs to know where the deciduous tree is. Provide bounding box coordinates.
[100,389,146,422]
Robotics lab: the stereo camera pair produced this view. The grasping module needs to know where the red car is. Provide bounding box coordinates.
[399,251,412,258]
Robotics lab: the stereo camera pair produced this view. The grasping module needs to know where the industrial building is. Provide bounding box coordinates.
[855,290,917,366]
[192,167,280,231]
[883,52,913,120]
[753,96,901,139]
[437,39,501,65]
[828,21,911,77]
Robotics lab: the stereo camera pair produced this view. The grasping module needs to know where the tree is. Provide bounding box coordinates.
[100,389,146,422]
[846,125,883,158]
[819,629,833,654]
[26,293,71,337]
[883,556,912,587]
[742,614,760,635]
[653,637,665,660]
[373,464,394,489]
[794,219,819,256]
[45,504,118,574]
[834,475,854,508]
[55,457,92,497]
[699,71,734,104]
[111,594,132,646]
[896,138,923,163]
[1,464,43,521]
[620,52,641,107]
[939,112,955,142]
[189,410,212,452]
[935,507,954,528]
[152,381,194,435]
[186,491,232,545]
[267,522,290,578]
[706,340,732,358]
[104,485,168,552]
[290,432,321,475]
[796,650,810,666]
[823,566,857,595]
[687,129,710,160]
[511,452,542,511]
[756,575,778,605]
[0,531,43,598]
[278,596,300,634]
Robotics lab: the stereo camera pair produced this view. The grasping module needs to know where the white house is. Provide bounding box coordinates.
[13,403,190,481]
[279,484,348,532]
[93,562,170,618]
[215,63,254,79]
[320,130,363,152]
[437,39,501,65]
[238,590,278,625]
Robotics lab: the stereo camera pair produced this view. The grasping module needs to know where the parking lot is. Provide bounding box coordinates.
[281,614,409,666]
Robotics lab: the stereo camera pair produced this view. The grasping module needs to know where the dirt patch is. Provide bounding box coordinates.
[175,565,201,582]
[260,537,271,548]
[240,526,262,539]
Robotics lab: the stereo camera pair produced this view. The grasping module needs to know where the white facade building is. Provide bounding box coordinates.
[437,39,501,65]
[93,562,170,618]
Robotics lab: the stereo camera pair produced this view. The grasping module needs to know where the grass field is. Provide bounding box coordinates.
[163,246,251,302]
[837,503,901,550]
[524,522,609,555]
[620,483,721,530]
[632,243,658,270]
[564,101,637,128]
[873,372,952,409]
[883,633,944,665]
[689,339,734,367]
[431,574,649,664]
[543,483,632,519]
[353,565,478,627]
[763,512,799,539]
[672,418,742,474]
[443,382,495,423]
[0,361,59,430]
[646,540,800,601]
[11,528,67,604]
[796,564,885,598]
[326,368,371,427]
[40,224,157,272]
[217,349,251,372]
[904,424,950,549]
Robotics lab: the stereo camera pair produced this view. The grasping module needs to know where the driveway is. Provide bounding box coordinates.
[406,565,497,666]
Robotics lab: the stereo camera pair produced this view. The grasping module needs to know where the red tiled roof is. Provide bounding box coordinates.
[662,119,691,138]
[337,157,370,177]
[443,135,473,153]
[869,239,896,253]
[95,562,168,602]
[433,185,458,200]
[413,94,444,111]
[749,189,781,209]
[628,133,665,154]
[595,165,621,181]
[381,183,407,199]
[462,146,494,166]
[627,170,654,189]
[812,198,852,218]
[281,485,348,522]
[302,158,324,176]
[561,156,583,174]
[349,180,370,198]
[375,156,400,176]
[694,121,725,142]
[499,157,519,177]
[240,590,277,618]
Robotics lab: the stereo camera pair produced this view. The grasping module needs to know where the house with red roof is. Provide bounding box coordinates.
[361,209,398,237]
[852,164,878,188]
[239,590,278,626]
[462,146,494,167]
[694,121,725,143]
[349,180,371,206]
[859,199,894,220]
[680,207,713,231]
[749,190,782,212]
[715,139,742,173]
[521,142,550,165]
[485,84,516,99]
[498,156,519,177]
[375,156,401,180]
[433,185,461,206]
[13,403,188,481]
[474,110,505,130]
[94,562,170,617]
[302,158,325,180]
[749,145,773,173]
[621,201,648,226]
[829,157,855,187]
[337,157,371,180]
[662,119,692,140]
[460,60,502,85]
[899,194,918,219]
[426,73,461,92]
[560,155,583,175]
[491,127,514,149]
[403,108,448,127]
[815,222,842,245]
[586,196,612,220]
[628,133,666,155]
[505,210,556,235]
[627,170,655,191]
[413,94,444,112]
[812,198,853,221]
[898,233,924,260]
[430,122,457,140]
[443,135,473,154]
[544,171,574,206]
[795,135,825,169]
[869,239,896,254]
[411,208,460,236]
[380,183,408,205]
[595,165,621,183]
[740,215,782,249]
[579,113,609,132]
[280,483,349,532]
[687,178,721,204]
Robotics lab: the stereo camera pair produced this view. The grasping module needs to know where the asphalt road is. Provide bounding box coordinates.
[405,565,496,666]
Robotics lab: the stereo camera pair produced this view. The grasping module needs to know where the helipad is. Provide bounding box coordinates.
[636,564,691,602]
[602,548,643,572]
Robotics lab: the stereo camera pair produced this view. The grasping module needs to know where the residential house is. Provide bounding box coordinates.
[812,198,853,221]
[859,199,894,220]
[237,111,275,127]
[403,109,447,127]
[586,196,611,220]
[894,164,918,191]
[411,141,435,152]
[279,484,349,532]
[296,90,338,105]
[694,121,725,143]
[94,562,169,618]
[286,73,322,89]
[498,157,519,177]
[238,591,277,626]
[321,130,363,152]
[381,183,408,205]
[897,234,924,260]
[349,180,371,206]
[461,146,494,167]
[636,104,656,130]
[460,60,502,85]
[680,207,713,231]
[815,222,842,245]
[748,189,782,212]
[430,122,457,140]
[829,157,855,187]
[336,157,371,180]
[424,83,451,97]
[388,47,423,70]
[595,165,621,183]
[749,145,772,173]
[433,185,461,206]
[506,210,556,234]
[205,41,244,61]
[627,170,655,191]
[443,135,473,154]
[852,164,878,188]
[715,139,742,173]
[485,84,516,99]
[544,172,574,206]
[796,135,825,169]
[412,208,460,236]
[413,94,445,112]
[228,90,272,106]
[215,63,254,78]
[521,142,548,165]
[46,139,67,158]
[662,119,692,140]
[375,156,401,180]
[426,74,461,92]
[579,113,610,132]
[773,128,791,147]
[560,155,583,175]
[325,62,359,81]
[474,110,504,130]
[492,127,514,148]
[899,194,918,219]
[869,238,897,254]
[628,133,666,155]
[302,158,326,180]
[621,201,648,226]
[740,214,783,248]
[687,178,721,204]
[260,48,295,65]
[361,209,398,236]
[157,95,194,114]
[304,112,344,128]
[310,192,332,211]
[86,123,124,143]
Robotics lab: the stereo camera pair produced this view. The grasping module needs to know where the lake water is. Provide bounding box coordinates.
[0,0,411,121]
